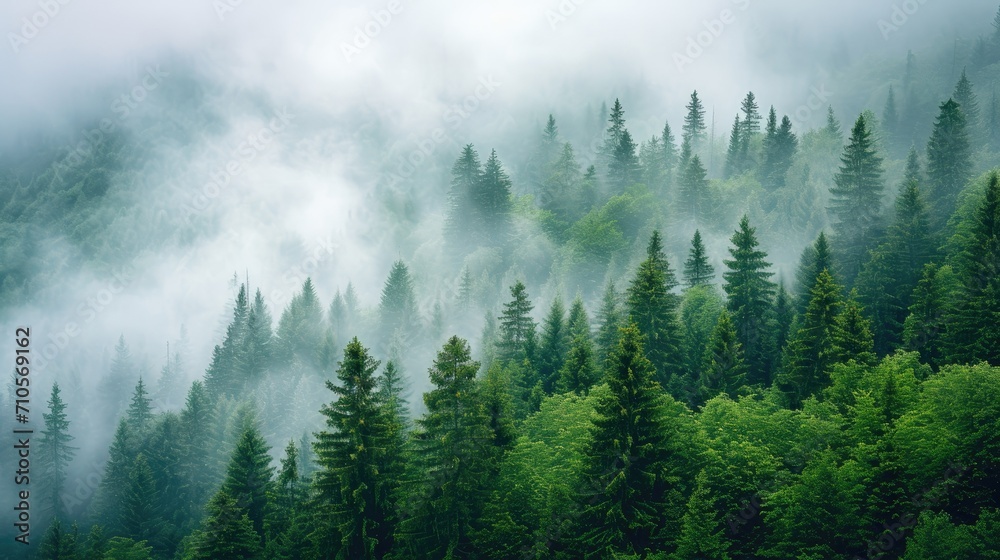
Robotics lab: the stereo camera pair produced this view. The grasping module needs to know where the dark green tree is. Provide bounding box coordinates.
[445,144,483,249]
[380,260,418,336]
[596,279,624,365]
[953,68,981,136]
[274,278,325,371]
[778,269,842,408]
[626,230,684,386]
[795,231,833,315]
[122,454,159,545]
[313,337,399,559]
[699,310,747,404]
[945,172,1000,365]
[678,154,710,224]
[683,229,715,287]
[223,424,274,540]
[760,113,798,191]
[239,289,273,385]
[475,149,513,242]
[537,296,569,394]
[126,377,153,435]
[683,90,707,152]
[39,519,79,560]
[38,383,76,518]
[609,128,641,192]
[496,280,537,365]
[205,285,248,397]
[926,99,972,228]
[903,263,957,368]
[185,491,261,560]
[830,115,885,284]
[722,215,776,385]
[831,292,876,365]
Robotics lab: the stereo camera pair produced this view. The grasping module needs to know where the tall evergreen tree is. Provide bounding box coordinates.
[683,229,715,287]
[722,216,776,385]
[380,260,418,336]
[903,263,957,369]
[683,90,707,152]
[760,114,798,191]
[672,471,731,560]
[883,85,900,152]
[724,114,743,179]
[609,128,641,192]
[397,336,493,559]
[795,232,833,315]
[830,114,885,284]
[222,424,274,540]
[313,337,399,559]
[239,289,273,385]
[96,419,133,534]
[475,149,513,242]
[699,310,747,403]
[626,230,684,386]
[778,270,842,408]
[445,144,483,249]
[38,383,76,518]
[205,285,248,397]
[825,105,842,140]
[662,120,679,189]
[831,292,876,365]
[640,135,668,194]
[740,91,762,138]
[274,278,325,371]
[179,381,214,525]
[945,173,1000,365]
[926,99,971,228]
[122,454,159,545]
[678,154,710,224]
[953,68,981,137]
[496,281,537,365]
[537,296,569,394]
[39,519,79,560]
[126,377,153,435]
[596,279,624,365]
[185,491,261,560]
[573,323,683,557]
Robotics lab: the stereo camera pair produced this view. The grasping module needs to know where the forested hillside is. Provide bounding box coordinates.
[4,3,1000,560]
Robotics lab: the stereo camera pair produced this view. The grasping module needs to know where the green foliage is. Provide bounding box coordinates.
[626,230,684,386]
[722,215,775,385]
[39,383,76,518]
[778,270,842,408]
[183,491,260,560]
[699,310,747,404]
[926,99,972,227]
[222,423,274,540]
[683,230,715,288]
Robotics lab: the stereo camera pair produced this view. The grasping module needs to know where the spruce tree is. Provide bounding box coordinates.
[903,264,955,369]
[179,381,214,524]
[724,114,743,179]
[379,260,418,336]
[679,154,710,224]
[223,424,274,540]
[773,280,794,361]
[557,329,599,395]
[573,323,681,557]
[683,90,707,152]
[475,149,513,242]
[831,292,875,365]
[830,114,885,284]
[239,289,273,385]
[662,120,679,188]
[640,136,668,194]
[722,216,776,385]
[778,270,842,408]
[825,106,842,140]
[926,99,971,228]
[496,281,537,364]
[205,285,248,398]
[683,229,715,287]
[795,232,833,315]
[740,91,762,138]
[313,337,398,559]
[126,377,153,435]
[626,230,684,386]
[445,144,483,249]
[186,491,261,560]
[83,525,107,560]
[596,279,624,365]
[39,519,79,560]
[700,310,747,403]
[945,172,1000,365]
[122,454,159,545]
[609,128,641,192]
[672,471,731,560]
[38,383,76,518]
[96,419,133,534]
[397,336,492,559]
[953,68,981,136]
[760,113,797,191]
[537,296,569,394]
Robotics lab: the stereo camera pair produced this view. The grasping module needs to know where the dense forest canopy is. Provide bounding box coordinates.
[2,1,1000,559]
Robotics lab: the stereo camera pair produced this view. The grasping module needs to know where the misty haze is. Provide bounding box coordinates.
[2,0,1000,558]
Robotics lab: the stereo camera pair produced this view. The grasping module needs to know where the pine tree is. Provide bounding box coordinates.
[778,270,842,408]
[186,491,261,560]
[96,419,133,534]
[445,144,483,249]
[273,278,325,371]
[825,106,842,140]
[239,289,273,385]
[640,136,668,195]
[38,383,76,518]
[945,172,1000,365]
[542,142,583,219]
[679,154,710,224]
[205,285,248,397]
[314,338,399,559]
[179,381,214,525]
[609,128,641,192]
[573,323,681,557]
[953,68,981,136]
[724,114,743,179]
[380,260,418,336]
[683,229,715,287]
[760,114,798,191]
[831,292,875,365]
[39,519,79,560]
[496,281,537,364]
[662,120,679,188]
[537,296,569,394]
[683,90,708,152]
[557,328,599,395]
[672,471,731,560]
[126,377,153,435]
[740,91,762,138]
[795,232,834,315]
[83,525,107,560]
[926,99,972,228]
[904,145,922,184]
[627,230,684,386]
[883,85,900,152]
[265,440,303,550]
[475,149,513,242]
[700,310,747,403]
[122,454,159,545]
[596,279,624,365]
[773,280,794,360]
[223,424,274,540]
[722,216,776,385]
[903,263,955,369]
[397,336,493,559]
[830,114,885,284]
